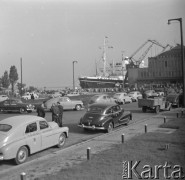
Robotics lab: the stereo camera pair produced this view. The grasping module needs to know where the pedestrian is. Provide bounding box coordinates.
[51,103,59,124]
[57,102,63,127]
[37,102,45,118]
[31,93,35,100]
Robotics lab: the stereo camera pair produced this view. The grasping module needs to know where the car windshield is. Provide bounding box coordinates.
[0,124,12,132]
[87,107,105,113]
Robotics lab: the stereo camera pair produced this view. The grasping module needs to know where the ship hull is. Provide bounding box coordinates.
[79,77,123,89]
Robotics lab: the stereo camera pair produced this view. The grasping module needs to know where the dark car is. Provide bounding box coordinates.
[78,103,132,133]
[0,99,35,113]
[166,93,183,108]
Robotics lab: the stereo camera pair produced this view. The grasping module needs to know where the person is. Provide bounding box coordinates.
[57,102,63,127]
[51,103,59,124]
[37,103,45,118]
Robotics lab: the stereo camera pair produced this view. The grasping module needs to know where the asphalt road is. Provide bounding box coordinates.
[0,101,160,170]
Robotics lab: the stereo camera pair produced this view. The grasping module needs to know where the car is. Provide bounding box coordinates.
[88,94,115,106]
[0,99,35,113]
[143,90,159,98]
[128,91,143,102]
[22,92,39,100]
[0,95,9,102]
[44,96,84,111]
[0,115,69,164]
[78,103,132,133]
[113,92,132,104]
[166,93,183,108]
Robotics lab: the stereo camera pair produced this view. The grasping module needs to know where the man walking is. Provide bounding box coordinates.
[51,103,59,124]
[37,102,45,118]
[57,102,63,127]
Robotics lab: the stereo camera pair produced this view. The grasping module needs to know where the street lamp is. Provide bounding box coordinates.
[168,18,185,107]
[72,61,78,91]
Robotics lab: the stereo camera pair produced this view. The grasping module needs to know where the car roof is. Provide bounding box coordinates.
[0,115,45,129]
[89,103,117,108]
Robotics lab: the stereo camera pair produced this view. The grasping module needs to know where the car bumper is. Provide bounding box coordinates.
[78,124,105,130]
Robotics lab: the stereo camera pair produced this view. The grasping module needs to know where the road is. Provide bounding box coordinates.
[0,102,162,170]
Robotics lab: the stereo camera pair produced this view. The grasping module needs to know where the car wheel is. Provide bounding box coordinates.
[20,108,25,114]
[155,106,160,114]
[15,146,28,165]
[75,104,81,111]
[106,122,113,133]
[57,133,66,148]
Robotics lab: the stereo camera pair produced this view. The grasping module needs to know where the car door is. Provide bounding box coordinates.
[111,105,122,126]
[39,120,57,150]
[24,122,42,154]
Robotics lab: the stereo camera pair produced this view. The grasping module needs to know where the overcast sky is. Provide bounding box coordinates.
[0,0,185,89]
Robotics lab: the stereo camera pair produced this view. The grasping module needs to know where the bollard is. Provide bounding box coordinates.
[20,172,26,180]
[87,147,91,160]
[165,144,169,150]
[177,113,179,118]
[145,124,147,133]
[164,116,166,123]
[121,134,125,143]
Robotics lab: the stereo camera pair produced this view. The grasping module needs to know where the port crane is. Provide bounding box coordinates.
[124,39,173,86]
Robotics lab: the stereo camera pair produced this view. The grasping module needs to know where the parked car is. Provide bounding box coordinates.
[128,91,142,102]
[113,92,132,104]
[44,96,84,111]
[22,92,39,100]
[0,115,69,164]
[0,95,9,102]
[88,94,115,106]
[166,93,183,108]
[78,103,132,133]
[0,99,35,113]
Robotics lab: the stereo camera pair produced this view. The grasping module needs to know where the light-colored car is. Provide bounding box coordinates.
[0,95,9,102]
[88,94,116,106]
[44,96,84,111]
[22,92,39,100]
[128,91,143,102]
[0,115,69,164]
[113,92,132,104]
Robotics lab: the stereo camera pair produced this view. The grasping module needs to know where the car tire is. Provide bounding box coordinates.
[57,133,66,148]
[15,146,28,165]
[106,122,113,133]
[20,108,25,114]
[75,104,81,111]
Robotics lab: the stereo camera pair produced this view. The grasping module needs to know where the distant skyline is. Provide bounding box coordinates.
[0,0,185,89]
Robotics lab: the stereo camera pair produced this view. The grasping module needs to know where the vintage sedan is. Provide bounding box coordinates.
[78,103,132,133]
[88,94,116,106]
[0,99,35,113]
[44,96,84,111]
[0,115,69,164]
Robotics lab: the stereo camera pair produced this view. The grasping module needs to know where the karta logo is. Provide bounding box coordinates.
[122,161,185,179]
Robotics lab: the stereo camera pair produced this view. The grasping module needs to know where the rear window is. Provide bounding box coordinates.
[87,107,105,113]
[0,124,12,132]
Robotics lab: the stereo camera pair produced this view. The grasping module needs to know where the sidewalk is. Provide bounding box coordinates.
[0,108,184,180]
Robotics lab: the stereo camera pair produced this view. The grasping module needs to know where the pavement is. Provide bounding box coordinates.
[0,108,184,180]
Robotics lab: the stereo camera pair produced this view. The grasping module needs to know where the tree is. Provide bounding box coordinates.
[9,66,18,93]
[17,82,26,95]
[1,71,10,89]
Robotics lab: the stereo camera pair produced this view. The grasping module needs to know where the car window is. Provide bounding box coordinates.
[25,122,37,133]
[0,124,12,132]
[4,100,9,105]
[39,121,49,130]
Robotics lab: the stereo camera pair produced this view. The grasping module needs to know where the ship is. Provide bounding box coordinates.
[79,37,127,89]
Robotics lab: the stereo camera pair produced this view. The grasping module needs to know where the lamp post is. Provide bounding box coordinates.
[72,61,78,91]
[168,18,185,107]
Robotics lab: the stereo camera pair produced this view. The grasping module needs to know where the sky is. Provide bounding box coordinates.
[0,0,185,89]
